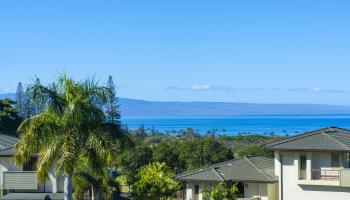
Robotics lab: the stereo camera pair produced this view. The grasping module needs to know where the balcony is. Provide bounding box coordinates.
[312,168,340,181]
[3,171,37,190]
[297,168,350,187]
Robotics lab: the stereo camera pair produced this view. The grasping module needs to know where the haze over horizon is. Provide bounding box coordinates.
[1,1,350,105]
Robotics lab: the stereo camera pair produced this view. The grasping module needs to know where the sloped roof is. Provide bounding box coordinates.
[0,134,18,156]
[175,156,277,183]
[264,127,350,152]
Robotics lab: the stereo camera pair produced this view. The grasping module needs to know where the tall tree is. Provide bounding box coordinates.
[23,87,36,118]
[105,76,121,124]
[14,75,131,200]
[32,78,46,114]
[15,82,26,118]
[0,99,22,136]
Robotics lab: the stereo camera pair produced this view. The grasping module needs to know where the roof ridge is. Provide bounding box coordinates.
[263,128,326,149]
[321,131,350,150]
[176,155,275,178]
[175,157,244,178]
[211,167,225,181]
[244,156,273,182]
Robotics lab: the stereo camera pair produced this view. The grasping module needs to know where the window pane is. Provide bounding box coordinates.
[195,185,199,194]
[300,155,307,170]
[331,154,340,167]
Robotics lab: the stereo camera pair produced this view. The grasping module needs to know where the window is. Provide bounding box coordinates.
[195,185,199,194]
[23,157,36,171]
[300,155,307,170]
[331,154,340,168]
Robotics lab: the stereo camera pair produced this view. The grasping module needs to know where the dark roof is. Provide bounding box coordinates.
[264,127,350,152]
[0,193,63,200]
[175,156,277,183]
[0,134,18,156]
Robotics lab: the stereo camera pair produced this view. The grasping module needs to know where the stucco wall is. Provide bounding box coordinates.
[280,152,350,200]
[244,182,278,200]
[185,182,211,200]
[186,181,277,200]
[244,183,268,200]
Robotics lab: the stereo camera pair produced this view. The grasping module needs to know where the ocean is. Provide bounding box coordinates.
[122,114,350,135]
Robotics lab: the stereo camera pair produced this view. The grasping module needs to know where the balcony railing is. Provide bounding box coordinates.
[312,168,340,181]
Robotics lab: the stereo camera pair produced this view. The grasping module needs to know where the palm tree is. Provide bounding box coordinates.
[73,154,119,200]
[13,75,131,200]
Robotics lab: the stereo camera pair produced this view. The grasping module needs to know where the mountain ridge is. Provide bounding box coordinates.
[2,93,350,117]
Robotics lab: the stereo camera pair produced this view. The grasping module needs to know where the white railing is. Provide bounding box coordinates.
[311,168,340,181]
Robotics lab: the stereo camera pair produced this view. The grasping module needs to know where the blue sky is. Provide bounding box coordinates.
[1,0,350,105]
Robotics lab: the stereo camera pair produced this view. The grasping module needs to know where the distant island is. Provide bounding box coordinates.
[1,93,350,118]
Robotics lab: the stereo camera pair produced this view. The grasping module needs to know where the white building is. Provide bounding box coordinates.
[0,134,64,199]
[177,127,350,200]
[265,127,350,200]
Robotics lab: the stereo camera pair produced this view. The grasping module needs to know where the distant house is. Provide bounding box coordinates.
[0,134,64,199]
[176,127,350,200]
[175,155,278,200]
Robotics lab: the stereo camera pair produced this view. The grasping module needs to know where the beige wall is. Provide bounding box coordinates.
[186,181,278,200]
[244,182,278,200]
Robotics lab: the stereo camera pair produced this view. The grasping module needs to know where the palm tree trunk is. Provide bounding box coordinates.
[64,174,73,200]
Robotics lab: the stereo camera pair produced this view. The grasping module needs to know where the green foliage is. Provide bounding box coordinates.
[202,182,238,200]
[0,99,22,136]
[73,156,119,200]
[131,162,180,200]
[105,75,121,124]
[117,143,153,185]
[152,141,185,173]
[235,144,273,158]
[16,82,26,118]
[13,75,132,200]
[179,137,233,170]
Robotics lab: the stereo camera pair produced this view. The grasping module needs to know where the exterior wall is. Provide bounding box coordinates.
[267,182,278,200]
[244,182,277,200]
[0,157,64,194]
[244,183,268,200]
[280,151,350,200]
[186,181,277,200]
[185,182,211,200]
[186,182,193,200]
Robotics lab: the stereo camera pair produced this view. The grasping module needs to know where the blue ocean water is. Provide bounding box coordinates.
[122,115,350,135]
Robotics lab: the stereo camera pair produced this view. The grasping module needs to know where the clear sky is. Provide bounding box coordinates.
[1,0,350,105]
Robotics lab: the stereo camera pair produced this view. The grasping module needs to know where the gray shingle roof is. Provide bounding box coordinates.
[263,127,350,152]
[175,156,277,183]
[0,134,18,156]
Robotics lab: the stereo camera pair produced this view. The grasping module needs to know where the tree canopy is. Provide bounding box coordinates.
[0,99,22,136]
[131,162,180,200]
[13,75,131,200]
